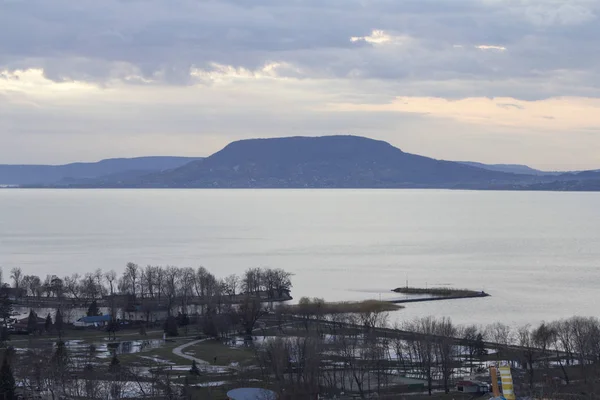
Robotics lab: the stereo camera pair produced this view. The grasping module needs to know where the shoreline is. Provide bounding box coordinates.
[388,287,490,304]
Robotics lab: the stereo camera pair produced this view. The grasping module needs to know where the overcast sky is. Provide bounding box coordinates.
[1,0,600,169]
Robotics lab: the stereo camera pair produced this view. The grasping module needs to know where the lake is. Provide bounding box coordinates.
[1,189,599,327]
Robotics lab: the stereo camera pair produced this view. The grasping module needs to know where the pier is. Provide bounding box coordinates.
[388,287,490,304]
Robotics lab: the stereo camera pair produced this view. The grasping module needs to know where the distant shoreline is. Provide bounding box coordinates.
[3,186,600,192]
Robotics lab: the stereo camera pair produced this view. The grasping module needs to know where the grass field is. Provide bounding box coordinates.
[184,339,255,366]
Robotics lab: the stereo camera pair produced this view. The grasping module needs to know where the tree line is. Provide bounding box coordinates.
[2,264,292,302]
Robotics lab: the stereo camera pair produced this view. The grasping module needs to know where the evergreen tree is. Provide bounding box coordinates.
[202,314,220,339]
[181,376,192,399]
[0,327,9,348]
[0,356,15,400]
[109,353,120,373]
[55,309,64,339]
[189,360,201,376]
[27,309,37,334]
[83,363,95,398]
[164,316,179,337]
[0,290,13,327]
[52,340,69,368]
[44,313,53,333]
[86,300,100,317]
[107,318,119,341]
[178,312,190,335]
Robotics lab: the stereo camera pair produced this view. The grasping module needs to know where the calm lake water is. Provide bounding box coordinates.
[1,189,599,327]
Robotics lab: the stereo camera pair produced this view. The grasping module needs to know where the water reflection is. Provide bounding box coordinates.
[64,339,165,358]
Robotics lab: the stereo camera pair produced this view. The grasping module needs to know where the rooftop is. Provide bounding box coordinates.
[226,388,276,400]
[79,315,111,323]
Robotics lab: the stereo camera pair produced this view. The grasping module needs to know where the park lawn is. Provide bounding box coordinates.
[117,340,185,365]
[184,339,255,366]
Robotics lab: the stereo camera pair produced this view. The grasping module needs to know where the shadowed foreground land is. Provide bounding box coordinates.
[0,267,597,399]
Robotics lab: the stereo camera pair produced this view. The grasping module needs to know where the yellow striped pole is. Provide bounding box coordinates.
[498,365,516,400]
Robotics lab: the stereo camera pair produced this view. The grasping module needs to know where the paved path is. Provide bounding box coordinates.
[171,322,296,370]
[171,337,235,373]
[172,338,211,365]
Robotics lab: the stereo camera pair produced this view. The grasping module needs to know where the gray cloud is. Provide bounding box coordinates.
[1,0,599,98]
[2,0,600,169]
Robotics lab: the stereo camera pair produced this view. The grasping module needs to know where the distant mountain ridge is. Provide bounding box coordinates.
[0,156,202,185]
[71,135,539,188]
[457,161,560,176]
[6,135,600,190]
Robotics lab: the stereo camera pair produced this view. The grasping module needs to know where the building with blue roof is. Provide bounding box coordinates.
[227,388,276,400]
[74,314,112,327]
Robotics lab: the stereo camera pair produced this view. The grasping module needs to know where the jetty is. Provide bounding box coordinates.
[388,287,490,304]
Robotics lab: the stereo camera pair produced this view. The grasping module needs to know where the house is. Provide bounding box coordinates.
[74,314,112,327]
[11,315,46,334]
[456,380,490,393]
[227,388,277,400]
[121,303,169,323]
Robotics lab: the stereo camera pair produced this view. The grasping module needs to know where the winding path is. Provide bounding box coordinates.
[172,338,211,366]
[171,321,295,368]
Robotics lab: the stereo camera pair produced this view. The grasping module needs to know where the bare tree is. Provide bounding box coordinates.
[155,266,164,301]
[161,266,180,316]
[24,275,42,298]
[517,324,537,390]
[272,268,293,298]
[336,316,371,398]
[104,270,117,296]
[287,335,323,397]
[143,265,155,298]
[178,267,195,312]
[242,267,263,295]
[49,276,64,299]
[294,297,319,331]
[569,316,600,384]
[224,274,239,297]
[10,267,22,290]
[533,322,556,372]
[122,262,139,297]
[486,322,513,359]
[435,317,458,393]
[404,317,437,395]
[80,273,102,299]
[255,337,290,396]
[358,302,389,331]
[461,325,483,372]
[63,274,82,300]
[550,319,573,384]
[194,266,209,298]
[239,295,267,337]
[139,268,147,299]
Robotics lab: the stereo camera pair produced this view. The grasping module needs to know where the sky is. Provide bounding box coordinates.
[1,0,600,170]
